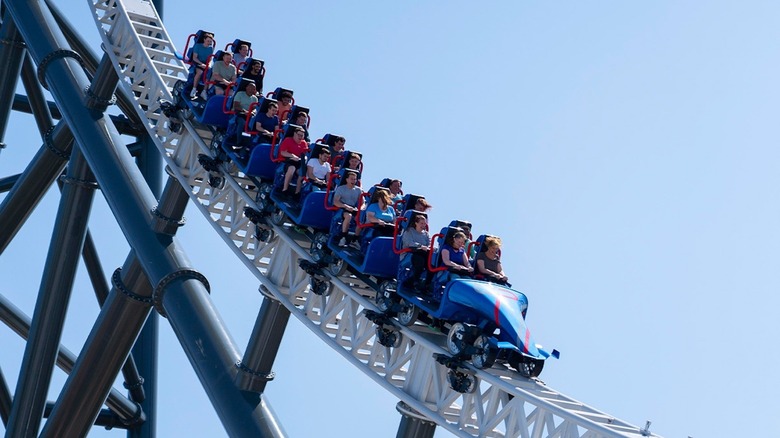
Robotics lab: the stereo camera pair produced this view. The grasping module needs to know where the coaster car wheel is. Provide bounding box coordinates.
[447,322,468,356]
[510,354,545,378]
[471,335,497,369]
[328,257,348,277]
[255,226,274,243]
[375,280,396,313]
[208,175,224,189]
[447,370,477,394]
[310,232,330,263]
[269,208,286,226]
[396,298,418,327]
[311,278,333,297]
[375,327,402,348]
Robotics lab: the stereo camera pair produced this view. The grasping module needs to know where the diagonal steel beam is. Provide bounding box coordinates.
[41,175,184,437]
[0,8,26,148]
[0,293,144,424]
[5,146,98,437]
[5,1,286,435]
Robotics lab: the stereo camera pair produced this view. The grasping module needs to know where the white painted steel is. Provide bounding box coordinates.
[87,1,660,437]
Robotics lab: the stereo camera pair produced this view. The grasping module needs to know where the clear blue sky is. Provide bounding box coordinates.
[1,1,778,437]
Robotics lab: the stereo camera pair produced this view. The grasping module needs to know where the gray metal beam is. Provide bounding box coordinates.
[0,112,73,256]
[236,299,290,393]
[0,174,19,192]
[0,366,11,426]
[6,1,286,435]
[11,93,147,138]
[79,221,146,404]
[45,0,143,129]
[0,293,144,424]
[20,53,53,136]
[41,255,153,437]
[43,404,131,431]
[41,174,185,438]
[396,402,437,438]
[0,8,26,145]
[5,147,97,437]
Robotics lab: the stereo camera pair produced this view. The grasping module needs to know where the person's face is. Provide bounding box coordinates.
[334,139,345,151]
[251,63,261,72]
[240,45,249,55]
[453,236,466,249]
[390,181,401,194]
[246,84,256,95]
[320,151,331,162]
[268,105,278,116]
[415,200,425,210]
[204,36,214,46]
[296,115,307,125]
[223,53,233,64]
[349,156,360,168]
[414,217,426,231]
[293,130,305,141]
[487,244,500,256]
[346,174,357,186]
[281,97,292,106]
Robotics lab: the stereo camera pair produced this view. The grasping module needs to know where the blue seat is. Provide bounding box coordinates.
[395,210,428,286]
[195,95,230,128]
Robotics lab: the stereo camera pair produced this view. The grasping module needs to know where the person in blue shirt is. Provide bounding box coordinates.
[365,189,396,237]
[189,32,214,99]
[253,101,279,144]
[441,230,473,275]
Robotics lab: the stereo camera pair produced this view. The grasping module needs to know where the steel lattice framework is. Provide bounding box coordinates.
[0,0,662,436]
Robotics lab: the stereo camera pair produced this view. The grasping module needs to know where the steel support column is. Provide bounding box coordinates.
[129,129,164,438]
[236,298,290,393]
[0,119,73,256]
[20,54,53,135]
[0,293,144,424]
[41,256,152,437]
[5,147,97,437]
[0,367,11,426]
[0,174,19,192]
[396,402,437,438]
[6,1,287,435]
[41,175,185,438]
[0,8,26,146]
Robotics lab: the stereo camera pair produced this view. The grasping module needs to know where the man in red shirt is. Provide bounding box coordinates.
[279,126,309,194]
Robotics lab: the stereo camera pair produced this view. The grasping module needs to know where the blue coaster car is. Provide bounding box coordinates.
[378,223,558,377]
[381,276,558,377]
[323,185,399,279]
[266,143,335,230]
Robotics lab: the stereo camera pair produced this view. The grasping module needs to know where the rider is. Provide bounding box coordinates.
[401,212,432,290]
[475,236,509,285]
[333,170,362,248]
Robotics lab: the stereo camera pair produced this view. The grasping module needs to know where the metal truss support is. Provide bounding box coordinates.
[41,255,152,437]
[0,8,26,147]
[0,174,19,192]
[395,402,436,438]
[5,147,97,437]
[20,53,53,135]
[5,1,287,435]
[0,118,73,256]
[45,0,143,129]
[80,228,146,404]
[236,298,290,393]
[42,175,183,437]
[43,403,132,431]
[0,366,11,426]
[0,292,144,424]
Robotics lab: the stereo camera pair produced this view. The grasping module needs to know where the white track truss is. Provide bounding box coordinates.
[87,1,660,437]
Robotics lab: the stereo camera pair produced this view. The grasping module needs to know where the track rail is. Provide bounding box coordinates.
[87,1,659,437]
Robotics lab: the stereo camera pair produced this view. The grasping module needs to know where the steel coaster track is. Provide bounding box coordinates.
[87,0,659,437]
